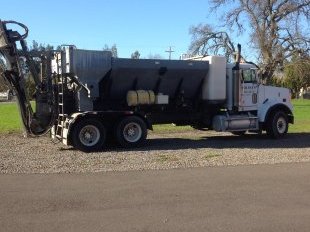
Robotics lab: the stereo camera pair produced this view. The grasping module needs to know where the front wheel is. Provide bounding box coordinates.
[71,118,106,152]
[115,116,147,148]
[266,111,288,138]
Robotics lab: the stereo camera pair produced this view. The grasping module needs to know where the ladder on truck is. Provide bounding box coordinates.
[54,74,68,141]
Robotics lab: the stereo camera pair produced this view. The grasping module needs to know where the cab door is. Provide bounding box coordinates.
[238,69,258,111]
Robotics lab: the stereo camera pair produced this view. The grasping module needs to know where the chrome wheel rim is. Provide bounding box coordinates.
[277,117,287,134]
[79,125,100,147]
[123,122,142,143]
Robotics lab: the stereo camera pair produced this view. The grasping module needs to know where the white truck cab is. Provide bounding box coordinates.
[187,55,293,138]
[211,61,293,137]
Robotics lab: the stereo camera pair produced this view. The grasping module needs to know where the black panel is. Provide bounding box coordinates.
[104,58,209,102]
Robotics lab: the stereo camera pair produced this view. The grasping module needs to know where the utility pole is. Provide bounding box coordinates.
[165,46,175,60]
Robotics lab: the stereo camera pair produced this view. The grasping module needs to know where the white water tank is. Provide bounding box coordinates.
[201,56,226,101]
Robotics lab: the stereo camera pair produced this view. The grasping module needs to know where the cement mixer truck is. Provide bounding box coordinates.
[0,20,294,152]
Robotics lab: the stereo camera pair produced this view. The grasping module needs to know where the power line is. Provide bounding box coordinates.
[165,46,175,60]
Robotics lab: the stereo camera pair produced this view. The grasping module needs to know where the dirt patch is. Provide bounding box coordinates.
[0,131,309,173]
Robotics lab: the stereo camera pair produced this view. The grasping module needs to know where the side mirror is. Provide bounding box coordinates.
[240,70,245,82]
[257,71,262,84]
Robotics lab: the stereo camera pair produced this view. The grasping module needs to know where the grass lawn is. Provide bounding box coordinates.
[0,99,309,134]
[289,99,310,133]
[0,102,24,133]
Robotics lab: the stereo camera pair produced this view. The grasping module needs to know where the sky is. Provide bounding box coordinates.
[0,0,253,59]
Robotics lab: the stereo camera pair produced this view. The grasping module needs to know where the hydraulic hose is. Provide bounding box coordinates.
[2,20,29,41]
[0,20,57,136]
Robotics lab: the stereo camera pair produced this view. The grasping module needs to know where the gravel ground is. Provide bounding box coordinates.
[0,131,309,174]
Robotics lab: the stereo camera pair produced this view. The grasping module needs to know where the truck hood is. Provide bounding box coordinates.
[258,85,292,110]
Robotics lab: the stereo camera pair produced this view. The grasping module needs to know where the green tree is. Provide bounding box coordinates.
[131,50,141,59]
[147,53,164,59]
[189,0,310,80]
[0,77,8,92]
[31,40,39,51]
[283,57,310,98]
[103,44,118,58]
[0,57,8,91]
[30,40,54,52]
[1,40,57,97]
[24,73,36,100]
[26,40,56,99]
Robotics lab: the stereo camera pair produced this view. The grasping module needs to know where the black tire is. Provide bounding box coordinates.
[115,116,147,148]
[71,118,106,152]
[231,131,246,136]
[266,111,288,138]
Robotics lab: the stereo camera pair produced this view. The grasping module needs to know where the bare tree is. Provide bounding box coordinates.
[190,0,310,80]
[189,24,236,61]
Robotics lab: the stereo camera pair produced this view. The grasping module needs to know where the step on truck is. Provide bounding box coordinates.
[0,20,294,152]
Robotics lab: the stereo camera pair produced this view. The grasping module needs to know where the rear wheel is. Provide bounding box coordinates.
[71,118,106,152]
[266,111,288,138]
[115,116,147,148]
